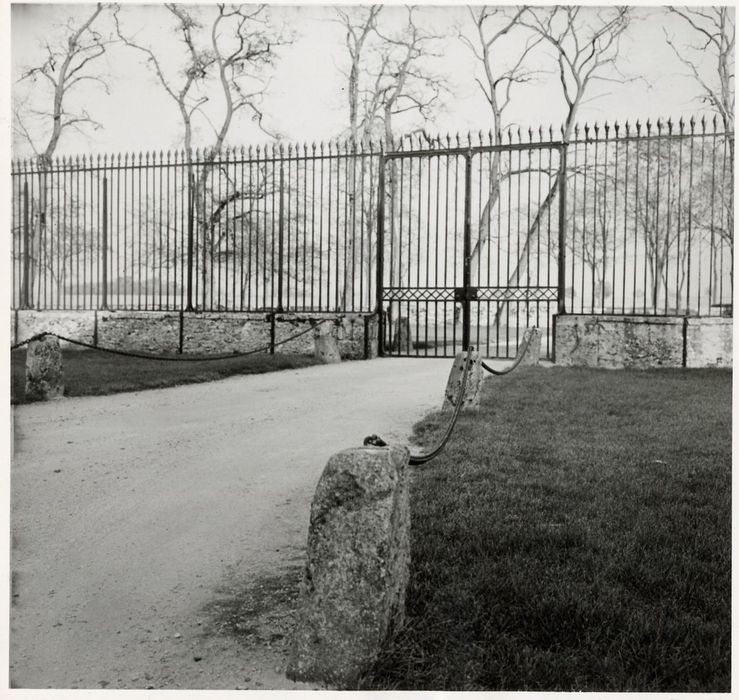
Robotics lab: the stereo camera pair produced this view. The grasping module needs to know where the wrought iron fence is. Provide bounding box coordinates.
[377,130,563,359]
[564,116,733,318]
[10,118,734,340]
[11,142,380,313]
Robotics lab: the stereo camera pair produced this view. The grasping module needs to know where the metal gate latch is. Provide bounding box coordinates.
[454,286,478,302]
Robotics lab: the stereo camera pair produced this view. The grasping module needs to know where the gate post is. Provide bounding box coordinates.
[186,171,195,311]
[277,158,285,313]
[101,176,108,310]
[375,150,386,357]
[557,143,568,316]
[462,151,473,351]
[22,180,31,309]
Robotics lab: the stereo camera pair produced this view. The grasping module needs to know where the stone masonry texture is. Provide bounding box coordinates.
[685,317,733,367]
[14,311,96,349]
[287,445,411,688]
[520,327,542,366]
[12,311,377,359]
[314,322,341,363]
[554,314,733,368]
[25,335,64,401]
[554,315,684,368]
[442,350,483,412]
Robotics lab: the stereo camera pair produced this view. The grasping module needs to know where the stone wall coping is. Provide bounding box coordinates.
[97,310,183,320]
[554,313,732,369]
[686,316,734,326]
[557,313,732,325]
[556,314,684,326]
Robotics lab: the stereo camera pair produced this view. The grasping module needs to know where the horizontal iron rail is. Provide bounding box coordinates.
[384,142,566,159]
[382,286,559,299]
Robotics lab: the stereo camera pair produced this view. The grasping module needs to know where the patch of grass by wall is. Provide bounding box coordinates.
[361,367,731,692]
[11,348,321,404]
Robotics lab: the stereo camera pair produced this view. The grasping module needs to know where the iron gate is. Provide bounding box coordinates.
[377,139,566,359]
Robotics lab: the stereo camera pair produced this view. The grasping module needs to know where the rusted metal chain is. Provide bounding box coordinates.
[10,319,331,361]
[10,332,49,351]
[480,327,536,377]
[364,345,474,466]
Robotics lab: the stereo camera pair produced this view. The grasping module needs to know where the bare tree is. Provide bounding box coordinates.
[524,6,630,139]
[114,4,212,159]
[665,7,734,304]
[459,6,631,331]
[115,3,286,308]
[500,6,631,321]
[630,133,686,311]
[460,6,542,283]
[665,6,735,130]
[333,5,446,144]
[336,5,383,145]
[14,3,114,157]
[372,6,447,298]
[14,2,115,307]
[334,5,446,309]
[568,169,618,310]
[333,6,383,311]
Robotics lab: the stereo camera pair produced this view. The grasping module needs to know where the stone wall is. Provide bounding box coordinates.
[554,314,732,368]
[13,310,97,348]
[12,310,379,360]
[98,311,181,353]
[685,317,733,368]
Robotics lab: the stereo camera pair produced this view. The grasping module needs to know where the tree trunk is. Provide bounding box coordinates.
[469,150,502,286]
[491,178,560,329]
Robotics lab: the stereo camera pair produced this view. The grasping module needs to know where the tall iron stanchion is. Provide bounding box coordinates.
[557,143,568,316]
[186,171,195,311]
[277,159,285,313]
[375,152,385,357]
[101,176,108,310]
[462,151,473,351]
[22,180,30,309]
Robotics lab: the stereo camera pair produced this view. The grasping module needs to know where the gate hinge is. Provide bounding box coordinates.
[454,286,478,302]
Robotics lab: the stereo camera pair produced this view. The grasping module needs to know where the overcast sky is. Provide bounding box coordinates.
[8,2,733,159]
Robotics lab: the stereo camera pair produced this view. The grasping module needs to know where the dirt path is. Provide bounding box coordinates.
[10,357,451,690]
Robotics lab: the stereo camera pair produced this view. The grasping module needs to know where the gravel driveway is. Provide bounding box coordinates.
[10,357,451,690]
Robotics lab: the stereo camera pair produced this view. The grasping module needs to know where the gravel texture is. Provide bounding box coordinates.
[10,357,451,690]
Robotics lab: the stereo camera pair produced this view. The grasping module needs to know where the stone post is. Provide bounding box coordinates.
[391,317,411,354]
[25,334,64,401]
[287,445,410,688]
[520,327,542,366]
[441,350,482,412]
[314,323,341,363]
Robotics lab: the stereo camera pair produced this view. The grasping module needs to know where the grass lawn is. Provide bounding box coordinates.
[11,347,321,404]
[361,366,731,692]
